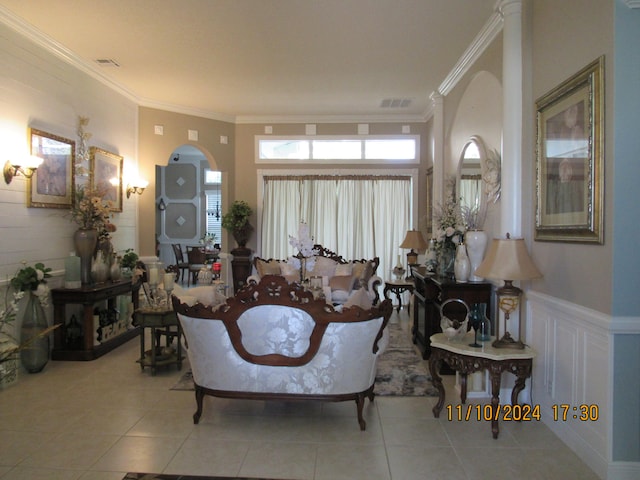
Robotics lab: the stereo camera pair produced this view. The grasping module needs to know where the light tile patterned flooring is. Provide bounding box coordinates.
[0,311,599,480]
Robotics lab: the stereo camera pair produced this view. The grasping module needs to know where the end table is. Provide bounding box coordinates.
[383,279,414,313]
[134,308,183,376]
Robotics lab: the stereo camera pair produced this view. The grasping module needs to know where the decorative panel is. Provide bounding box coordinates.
[165,203,197,238]
[166,164,198,199]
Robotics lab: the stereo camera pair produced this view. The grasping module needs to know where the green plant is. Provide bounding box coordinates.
[120,249,139,270]
[222,200,253,232]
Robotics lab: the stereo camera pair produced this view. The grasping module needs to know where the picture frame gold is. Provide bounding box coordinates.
[89,147,123,212]
[535,56,604,243]
[27,128,75,208]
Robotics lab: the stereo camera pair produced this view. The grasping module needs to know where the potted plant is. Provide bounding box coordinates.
[119,249,139,277]
[222,200,253,247]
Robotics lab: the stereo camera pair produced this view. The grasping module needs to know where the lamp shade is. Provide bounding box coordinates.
[399,230,428,252]
[473,236,542,281]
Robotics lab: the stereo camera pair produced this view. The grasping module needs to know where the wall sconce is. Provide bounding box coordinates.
[3,156,44,184]
[126,179,149,198]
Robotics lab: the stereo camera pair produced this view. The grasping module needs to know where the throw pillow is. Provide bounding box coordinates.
[335,262,353,276]
[309,255,338,277]
[255,258,281,277]
[351,260,373,287]
[344,287,373,310]
[329,275,355,292]
[280,262,299,283]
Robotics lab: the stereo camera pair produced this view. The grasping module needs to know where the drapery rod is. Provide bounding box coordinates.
[264,174,411,182]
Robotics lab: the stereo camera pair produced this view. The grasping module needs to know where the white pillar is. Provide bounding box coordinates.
[499,0,523,238]
[430,91,445,235]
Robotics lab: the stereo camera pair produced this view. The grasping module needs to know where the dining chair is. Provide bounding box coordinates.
[171,244,189,284]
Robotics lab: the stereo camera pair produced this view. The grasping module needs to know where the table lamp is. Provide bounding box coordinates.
[473,233,542,349]
[399,230,428,268]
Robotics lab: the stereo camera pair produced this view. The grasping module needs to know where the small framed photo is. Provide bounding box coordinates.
[90,147,123,212]
[535,56,604,243]
[27,128,76,208]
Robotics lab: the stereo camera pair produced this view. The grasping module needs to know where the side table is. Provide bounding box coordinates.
[133,308,183,375]
[428,332,536,439]
[383,279,414,313]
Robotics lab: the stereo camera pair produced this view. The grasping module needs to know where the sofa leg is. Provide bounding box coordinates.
[355,393,367,431]
[193,385,204,424]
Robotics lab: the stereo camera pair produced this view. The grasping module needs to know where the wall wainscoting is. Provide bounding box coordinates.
[526,290,640,480]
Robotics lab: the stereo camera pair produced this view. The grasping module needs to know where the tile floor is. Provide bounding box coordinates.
[0,311,599,480]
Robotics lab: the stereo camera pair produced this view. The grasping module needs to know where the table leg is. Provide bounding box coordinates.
[150,326,157,376]
[489,365,502,439]
[139,325,145,371]
[460,373,468,404]
[428,349,445,417]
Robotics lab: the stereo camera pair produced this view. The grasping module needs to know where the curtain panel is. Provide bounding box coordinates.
[261,175,411,283]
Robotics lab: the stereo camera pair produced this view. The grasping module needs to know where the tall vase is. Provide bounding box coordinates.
[74,228,98,286]
[20,291,50,373]
[465,230,488,282]
[91,250,110,284]
[454,243,471,283]
[437,248,455,278]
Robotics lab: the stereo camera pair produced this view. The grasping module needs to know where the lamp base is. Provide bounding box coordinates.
[492,331,525,349]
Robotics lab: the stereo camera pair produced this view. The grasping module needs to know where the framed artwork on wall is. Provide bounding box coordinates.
[27,128,75,208]
[90,147,123,212]
[535,56,604,243]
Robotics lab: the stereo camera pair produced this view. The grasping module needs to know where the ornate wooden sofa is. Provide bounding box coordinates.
[172,275,392,430]
[248,245,383,305]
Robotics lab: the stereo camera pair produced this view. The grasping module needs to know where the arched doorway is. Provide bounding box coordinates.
[155,144,224,269]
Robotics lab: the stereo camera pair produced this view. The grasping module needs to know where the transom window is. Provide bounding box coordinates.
[256,135,419,163]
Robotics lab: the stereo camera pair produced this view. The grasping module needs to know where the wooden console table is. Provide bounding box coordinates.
[411,267,491,360]
[51,280,140,361]
[429,332,536,439]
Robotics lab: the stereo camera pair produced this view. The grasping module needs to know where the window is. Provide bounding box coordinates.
[204,169,222,244]
[256,135,419,164]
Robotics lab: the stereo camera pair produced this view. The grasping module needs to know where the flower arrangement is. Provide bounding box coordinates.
[433,199,466,256]
[460,203,487,231]
[10,261,52,306]
[287,222,319,279]
[70,185,116,234]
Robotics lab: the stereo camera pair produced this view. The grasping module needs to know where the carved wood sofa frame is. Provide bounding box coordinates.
[251,244,382,304]
[172,275,392,430]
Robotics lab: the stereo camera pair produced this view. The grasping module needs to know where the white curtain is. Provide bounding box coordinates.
[261,175,411,283]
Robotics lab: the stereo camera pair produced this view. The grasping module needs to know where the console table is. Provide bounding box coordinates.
[51,280,140,361]
[411,267,491,360]
[429,332,536,439]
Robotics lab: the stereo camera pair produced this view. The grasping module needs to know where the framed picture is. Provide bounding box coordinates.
[27,128,75,208]
[90,147,123,212]
[535,56,604,243]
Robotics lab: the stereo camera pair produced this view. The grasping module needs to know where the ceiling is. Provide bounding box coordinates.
[0,0,498,123]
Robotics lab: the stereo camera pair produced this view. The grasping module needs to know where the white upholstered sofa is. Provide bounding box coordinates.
[172,275,392,430]
[248,245,383,305]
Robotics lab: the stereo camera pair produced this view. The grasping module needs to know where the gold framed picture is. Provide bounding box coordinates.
[90,147,123,212]
[535,56,604,243]
[27,128,75,208]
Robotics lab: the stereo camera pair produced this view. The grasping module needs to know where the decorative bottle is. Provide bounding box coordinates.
[454,243,470,283]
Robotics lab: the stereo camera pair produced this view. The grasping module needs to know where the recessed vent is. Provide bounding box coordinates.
[94,58,120,67]
[380,98,412,108]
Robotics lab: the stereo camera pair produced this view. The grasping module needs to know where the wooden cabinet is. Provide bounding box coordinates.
[411,267,491,360]
[51,280,140,361]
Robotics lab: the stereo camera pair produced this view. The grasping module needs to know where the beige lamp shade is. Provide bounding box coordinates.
[399,230,428,251]
[474,236,542,281]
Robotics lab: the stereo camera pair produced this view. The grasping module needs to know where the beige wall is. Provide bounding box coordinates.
[530,0,614,313]
[138,107,235,256]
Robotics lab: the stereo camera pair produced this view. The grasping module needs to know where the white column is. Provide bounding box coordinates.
[430,91,445,235]
[499,0,523,238]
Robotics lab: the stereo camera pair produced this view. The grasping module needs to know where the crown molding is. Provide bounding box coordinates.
[624,0,640,8]
[437,9,504,96]
[235,113,428,125]
[138,97,237,124]
[0,5,139,104]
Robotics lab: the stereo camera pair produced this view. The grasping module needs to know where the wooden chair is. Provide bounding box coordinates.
[171,244,189,283]
[186,246,207,286]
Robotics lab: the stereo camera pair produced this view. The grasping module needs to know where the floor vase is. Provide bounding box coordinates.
[74,228,98,285]
[20,291,50,373]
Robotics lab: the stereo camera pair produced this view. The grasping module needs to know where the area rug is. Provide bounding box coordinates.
[124,474,280,480]
[171,323,437,397]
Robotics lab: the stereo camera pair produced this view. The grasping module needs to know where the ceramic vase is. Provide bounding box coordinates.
[20,291,50,373]
[74,228,98,285]
[465,230,487,282]
[454,243,471,283]
[91,250,110,284]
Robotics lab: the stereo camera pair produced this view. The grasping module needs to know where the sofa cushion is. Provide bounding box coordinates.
[329,275,355,292]
[352,260,374,286]
[335,262,353,276]
[344,287,373,310]
[255,258,281,277]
